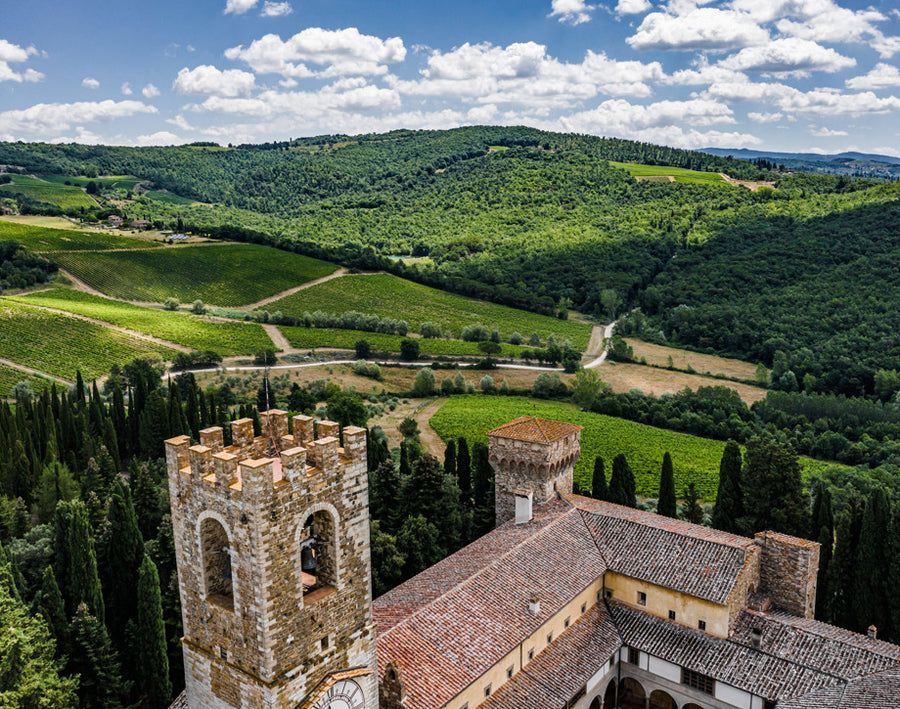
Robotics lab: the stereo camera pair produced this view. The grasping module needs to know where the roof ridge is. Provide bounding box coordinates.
[378,503,584,641]
[533,417,550,443]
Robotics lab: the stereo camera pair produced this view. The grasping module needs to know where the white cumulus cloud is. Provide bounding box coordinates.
[846,63,900,90]
[121,82,133,95]
[549,0,595,25]
[616,0,652,15]
[82,77,100,89]
[0,100,157,141]
[142,83,160,98]
[224,0,258,15]
[628,8,769,52]
[261,1,292,17]
[0,40,43,83]
[810,126,848,137]
[174,65,256,97]
[719,38,855,75]
[136,131,183,146]
[747,111,783,122]
[225,27,406,78]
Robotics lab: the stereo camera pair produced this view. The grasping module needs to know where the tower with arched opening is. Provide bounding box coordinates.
[166,412,377,708]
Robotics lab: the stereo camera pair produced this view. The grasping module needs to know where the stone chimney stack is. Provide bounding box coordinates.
[869,625,878,640]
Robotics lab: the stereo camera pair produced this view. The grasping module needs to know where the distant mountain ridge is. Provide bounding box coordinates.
[701,147,900,178]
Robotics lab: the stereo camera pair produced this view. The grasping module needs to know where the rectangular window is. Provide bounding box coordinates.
[547,632,553,644]
[628,647,640,665]
[484,684,492,698]
[637,591,647,606]
[682,668,715,695]
[565,616,571,629]
[604,589,614,599]
[581,602,587,614]
[528,648,534,662]
[321,636,329,650]
[219,647,228,661]
[506,666,513,679]
[698,620,707,631]
[668,610,676,621]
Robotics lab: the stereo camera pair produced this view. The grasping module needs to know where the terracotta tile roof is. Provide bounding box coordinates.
[777,666,900,709]
[570,496,755,605]
[487,416,582,444]
[168,691,187,709]
[732,609,900,680]
[610,602,843,701]
[373,499,606,709]
[482,604,622,709]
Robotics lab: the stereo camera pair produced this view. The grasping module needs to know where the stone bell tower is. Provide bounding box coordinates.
[488,415,582,526]
[166,411,378,709]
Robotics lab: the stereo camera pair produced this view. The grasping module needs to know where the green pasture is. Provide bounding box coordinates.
[0,175,97,209]
[608,161,726,185]
[0,219,157,251]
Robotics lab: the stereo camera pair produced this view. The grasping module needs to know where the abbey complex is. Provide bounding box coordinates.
[165,413,900,709]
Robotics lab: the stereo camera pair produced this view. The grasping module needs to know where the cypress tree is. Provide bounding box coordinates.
[399,441,412,480]
[54,500,105,622]
[608,453,636,508]
[185,376,201,439]
[682,483,704,524]
[68,604,129,709]
[811,484,834,621]
[829,497,863,631]
[37,565,68,657]
[98,479,145,651]
[456,437,472,506]
[890,510,900,643]
[711,440,743,533]
[657,452,676,517]
[135,555,171,708]
[370,461,403,535]
[591,455,607,501]
[444,440,456,480]
[471,442,494,538]
[741,435,808,537]
[855,487,892,637]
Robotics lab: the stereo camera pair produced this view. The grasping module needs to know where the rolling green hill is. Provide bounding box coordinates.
[0,219,158,251]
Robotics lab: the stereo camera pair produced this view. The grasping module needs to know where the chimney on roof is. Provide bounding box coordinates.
[751,628,762,649]
[869,625,878,640]
[515,489,534,525]
[529,596,541,615]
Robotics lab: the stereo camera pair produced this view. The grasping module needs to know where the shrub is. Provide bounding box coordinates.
[163,297,179,311]
[400,339,420,361]
[355,339,371,359]
[480,375,495,393]
[191,300,206,315]
[413,368,436,396]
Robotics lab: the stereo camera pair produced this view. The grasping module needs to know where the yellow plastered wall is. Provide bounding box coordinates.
[604,572,730,638]
[446,576,606,709]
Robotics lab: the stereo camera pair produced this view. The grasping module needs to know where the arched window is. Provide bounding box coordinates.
[300,508,338,597]
[200,517,233,609]
[650,689,678,709]
[619,678,647,709]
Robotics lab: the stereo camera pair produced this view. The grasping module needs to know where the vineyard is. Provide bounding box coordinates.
[608,162,727,185]
[429,396,841,501]
[268,273,592,348]
[279,326,533,357]
[0,365,52,397]
[0,300,179,380]
[36,174,143,190]
[0,220,156,251]
[50,243,338,305]
[0,175,97,209]
[11,289,274,356]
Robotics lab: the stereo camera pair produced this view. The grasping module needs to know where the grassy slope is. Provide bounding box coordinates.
[430,396,843,501]
[608,161,726,185]
[0,365,53,396]
[0,220,157,251]
[0,175,97,209]
[10,289,274,356]
[51,243,338,305]
[268,273,592,348]
[0,300,178,380]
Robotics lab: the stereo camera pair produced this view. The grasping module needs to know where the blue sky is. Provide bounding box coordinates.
[2,0,900,153]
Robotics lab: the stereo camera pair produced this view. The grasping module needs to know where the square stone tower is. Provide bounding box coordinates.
[488,416,582,526]
[166,411,378,709]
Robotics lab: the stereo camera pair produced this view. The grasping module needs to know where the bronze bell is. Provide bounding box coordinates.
[301,545,317,573]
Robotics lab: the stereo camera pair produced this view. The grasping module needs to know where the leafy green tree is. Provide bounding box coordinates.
[370,521,404,597]
[37,566,68,657]
[855,488,892,637]
[657,452,677,518]
[472,442,494,538]
[444,440,456,479]
[682,483,704,524]
[591,455,607,501]
[370,461,403,535]
[810,484,834,621]
[35,462,80,524]
[711,441,743,534]
[68,604,129,709]
[326,390,368,428]
[54,500,104,622]
[828,496,863,631]
[741,435,809,537]
[400,339,419,361]
[287,383,316,414]
[456,437,472,506]
[135,555,171,708]
[397,515,442,580]
[412,367,435,396]
[608,453,636,508]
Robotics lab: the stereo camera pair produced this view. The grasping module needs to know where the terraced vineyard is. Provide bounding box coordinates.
[608,161,727,185]
[11,289,274,355]
[280,326,533,357]
[51,243,338,305]
[0,300,179,380]
[430,396,842,500]
[268,273,592,348]
[0,219,157,251]
[0,175,97,209]
[0,365,53,396]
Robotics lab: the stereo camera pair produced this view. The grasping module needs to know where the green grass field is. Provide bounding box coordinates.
[0,365,54,397]
[0,175,98,209]
[10,289,274,356]
[430,396,843,501]
[280,326,534,357]
[268,273,592,348]
[0,300,179,380]
[36,174,143,190]
[0,219,158,251]
[51,243,338,305]
[608,161,726,185]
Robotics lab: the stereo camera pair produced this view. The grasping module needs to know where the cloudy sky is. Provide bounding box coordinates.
[2,0,899,153]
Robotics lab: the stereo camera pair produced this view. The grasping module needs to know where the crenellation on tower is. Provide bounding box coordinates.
[167,409,378,709]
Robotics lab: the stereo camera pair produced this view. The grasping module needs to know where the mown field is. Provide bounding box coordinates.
[608,161,726,185]
[0,300,178,380]
[10,289,274,356]
[37,174,143,190]
[0,175,97,209]
[268,273,592,348]
[51,243,338,305]
[279,326,534,358]
[625,338,762,380]
[0,365,53,396]
[0,219,157,251]
[429,396,841,501]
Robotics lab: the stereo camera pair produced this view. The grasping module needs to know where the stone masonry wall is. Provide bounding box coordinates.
[755,532,820,619]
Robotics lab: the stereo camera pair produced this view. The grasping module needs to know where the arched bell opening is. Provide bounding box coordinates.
[300,508,338,599]
[200,516,234,610]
